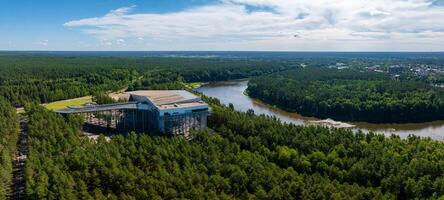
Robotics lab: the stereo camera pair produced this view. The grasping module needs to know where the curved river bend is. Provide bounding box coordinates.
[195,80,444,140]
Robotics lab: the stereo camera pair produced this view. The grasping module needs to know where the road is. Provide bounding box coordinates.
[10,115,28,199]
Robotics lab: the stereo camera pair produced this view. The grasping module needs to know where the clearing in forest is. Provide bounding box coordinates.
[43,96,92,110]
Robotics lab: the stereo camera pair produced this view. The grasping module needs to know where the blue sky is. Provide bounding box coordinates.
[0,0,217,50]
[1,0,444,51]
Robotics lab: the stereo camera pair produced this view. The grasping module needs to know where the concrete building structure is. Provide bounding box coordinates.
[56,90,209,136]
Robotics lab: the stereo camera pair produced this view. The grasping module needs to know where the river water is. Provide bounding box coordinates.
[195,80,444,140]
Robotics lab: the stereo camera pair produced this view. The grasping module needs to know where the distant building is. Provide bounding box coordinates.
[389,65,404,74]
[374,69,384,73]
[56,90,209,136]
[367,65,381,72]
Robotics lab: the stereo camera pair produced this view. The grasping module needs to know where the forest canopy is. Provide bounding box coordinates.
[0,97,19,198]
[2,52,444,199]
[22,101,444,199]
[0,55,298,107]
[248,68,444,123]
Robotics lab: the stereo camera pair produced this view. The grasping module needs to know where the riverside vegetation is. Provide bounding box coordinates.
[1,52,444,199]
[248,68,444,123]
[23,98,444,199]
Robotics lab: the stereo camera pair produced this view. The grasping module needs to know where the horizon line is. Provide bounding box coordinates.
[1,50,444,53]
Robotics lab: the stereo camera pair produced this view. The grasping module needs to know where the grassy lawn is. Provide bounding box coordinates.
[43,96,92,110]
[184,82,204,89]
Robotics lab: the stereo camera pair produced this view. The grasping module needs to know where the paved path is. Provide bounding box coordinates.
[10,116,28,199]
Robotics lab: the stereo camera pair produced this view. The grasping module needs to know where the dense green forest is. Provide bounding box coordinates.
[248,68,444,123]
[23,100,444,199]
[0,55,299,107]
[0,97,19,198]
[2,53,444,108]
[2,53,444,199]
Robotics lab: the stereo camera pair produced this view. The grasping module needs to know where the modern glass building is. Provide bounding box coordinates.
[56,90,209,136]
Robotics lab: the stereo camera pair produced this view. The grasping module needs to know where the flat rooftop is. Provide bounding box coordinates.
[127,90,207,110]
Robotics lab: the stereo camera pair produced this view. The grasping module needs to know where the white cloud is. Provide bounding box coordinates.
[64,1,444,50]
[35,40,49,47]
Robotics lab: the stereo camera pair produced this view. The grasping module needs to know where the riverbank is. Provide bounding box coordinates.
[196,79,444,140]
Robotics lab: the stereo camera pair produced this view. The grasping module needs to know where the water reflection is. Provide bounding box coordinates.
[195,80,444,140]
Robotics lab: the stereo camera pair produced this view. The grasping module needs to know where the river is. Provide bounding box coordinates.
[195,80,444,140]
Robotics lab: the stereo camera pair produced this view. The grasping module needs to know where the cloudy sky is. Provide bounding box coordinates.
[1,0,444,51]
